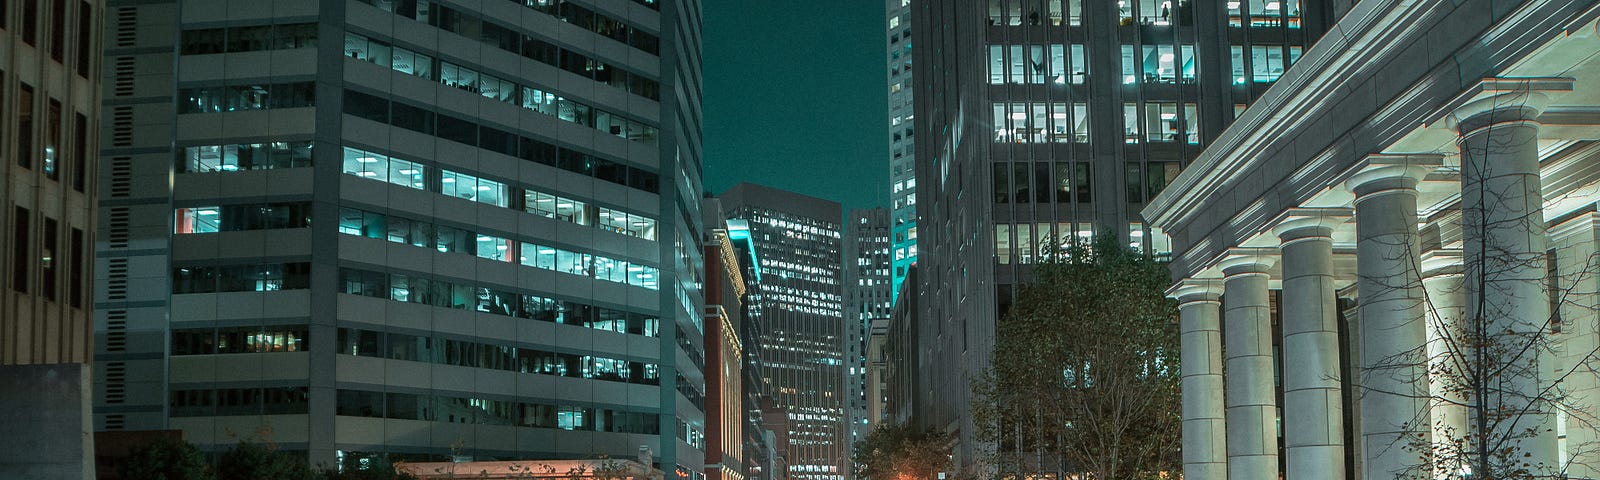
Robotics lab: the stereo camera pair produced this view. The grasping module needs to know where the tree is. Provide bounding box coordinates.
[852,422,953,480]
[216,440,319,480]
[971,234,1181,480]
[212,425,318,480]
[1363,116,1600,478]
[118,436,216,480]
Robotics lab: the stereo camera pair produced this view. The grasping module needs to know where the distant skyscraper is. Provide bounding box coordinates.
[885,0,916,303]
[843,208,891,448]
[719,183,845,480]
[908,0,1340,471]
[94,0,707,472]
[0,1,103,477]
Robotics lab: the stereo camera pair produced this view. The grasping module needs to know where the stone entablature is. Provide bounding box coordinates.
[1143,0,1600,279]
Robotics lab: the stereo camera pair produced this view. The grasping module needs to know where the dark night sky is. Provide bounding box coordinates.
[702,1,890,212]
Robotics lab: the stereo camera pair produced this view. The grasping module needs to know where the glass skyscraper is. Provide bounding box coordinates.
[843,208,891,453]
[719,182,845,480]
[907,0,1341,471]
[93,0,707,473]
[885,0,915,303]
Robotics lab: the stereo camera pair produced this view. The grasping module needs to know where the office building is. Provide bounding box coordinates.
[93,0,707,472]
[907,0,1342,472]
[882,266,917,427]
[842,208,891,448]
[702,199,746,480]
[718,183,844,480]
[885,0,915,302]
[722,217,787,480]
[0,0,102,477]
[862,317,889,429]
[1145,1,1600,478]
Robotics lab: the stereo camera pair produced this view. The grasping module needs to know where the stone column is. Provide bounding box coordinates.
[1450,90,1558,469]
[1347,155,1439,479]
[1219,250,1278,480]
[1273,209,1349,480]
[1173,279,1227,480]
[1421,248,1467,479]
[1551,214,1600,477]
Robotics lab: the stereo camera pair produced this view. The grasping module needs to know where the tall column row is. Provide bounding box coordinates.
[1168,85,1578,479]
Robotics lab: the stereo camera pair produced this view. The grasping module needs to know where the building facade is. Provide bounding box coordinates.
[93,0,708,472]
[1144,1,1600,478]
[719,183,845,480]
[885,0,915,303]
[843,208,891,449]
[0,0,103,477]
[882,266,916,428]
[703,199,746,480]
[907,0,1342,471]
[862,317,889,430]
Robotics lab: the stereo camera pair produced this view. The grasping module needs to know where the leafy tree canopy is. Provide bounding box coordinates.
[972,234,1181,479]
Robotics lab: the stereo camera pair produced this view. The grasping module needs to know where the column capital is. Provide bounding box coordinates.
[1272,208,1352,243]
[1169,278,1224,303]
[1420,248,1463,278]
[1217,248,1277,277]
[1346,153,1443,200]
[1444,77,1572,133]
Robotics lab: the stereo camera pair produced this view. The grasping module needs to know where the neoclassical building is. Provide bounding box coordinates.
[1144,0,1600,479]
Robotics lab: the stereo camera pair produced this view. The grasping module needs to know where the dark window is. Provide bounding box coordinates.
[75,1,90,76]
[22,0,38,46]
[992,164,1004,203]
[435,115,477,146]
[69,227,82,308]
[627,167,658,194]
[557,150,591,175]
[479,126,515,156]
[1035,162,1051,203]
[13,207,30,293]
[389,101,434,134]
[71,112,86,191]
[336,328,381,358]
[271,23,318,50]
[1126,162,1143,204]
[479,21,519,52]
[559,50,592,78]
[594,159,627,186]
[1012,163,1029,203]
[179,28,226,55]
[520,36,557,64]
[620,73,652,99]
[1076,162,1093,203]
[266,82,315,109]
[18,83,34,169]
[49,0,65,61]
[343,90,389,122]
[519,136,555,165]
[41,217,56,301]
[336,389,384,417]
[225,24,271,53]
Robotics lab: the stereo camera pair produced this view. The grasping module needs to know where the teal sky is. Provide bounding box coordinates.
[702,1,890,212]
